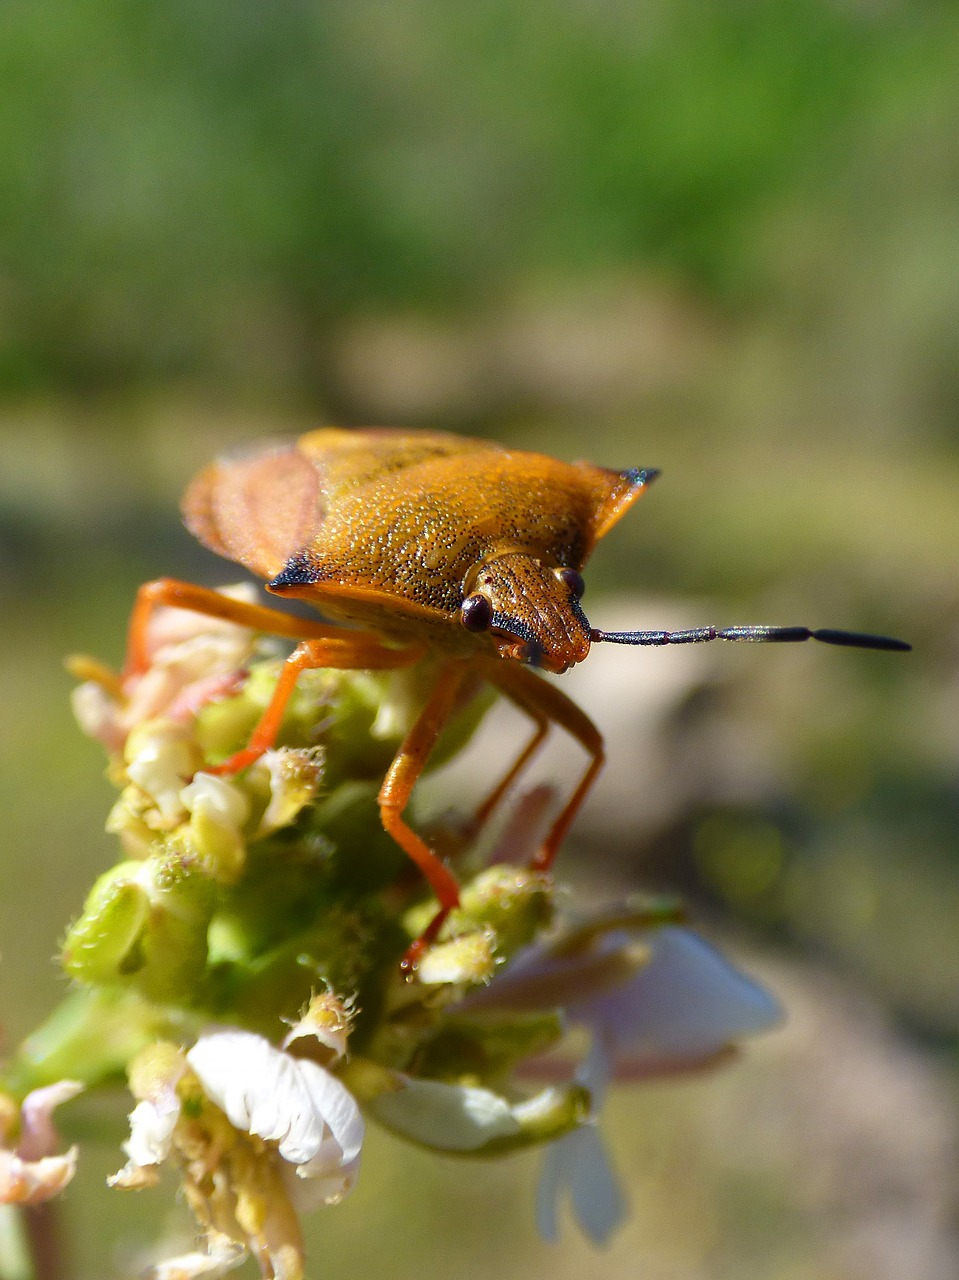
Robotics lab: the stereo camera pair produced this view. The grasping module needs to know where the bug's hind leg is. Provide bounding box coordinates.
[124,577,386,676]
[377,661,472,974]
[468,703,550,836]
[123,577,423,774]
[482,659,605,874]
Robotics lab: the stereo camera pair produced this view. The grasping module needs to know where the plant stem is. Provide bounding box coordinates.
[22,1203,69,1280]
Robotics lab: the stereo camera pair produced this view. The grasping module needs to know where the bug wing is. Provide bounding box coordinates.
[182,442,323,580]
[182,429,494,582]
[294,426,493,493]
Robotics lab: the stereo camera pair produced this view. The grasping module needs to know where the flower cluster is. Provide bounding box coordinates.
[1,587,780,1277]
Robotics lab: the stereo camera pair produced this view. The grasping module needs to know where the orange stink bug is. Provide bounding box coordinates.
[124,428,910,968]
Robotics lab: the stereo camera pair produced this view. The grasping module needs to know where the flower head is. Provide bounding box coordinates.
[71,585,261,758]
[460,907,781,1243]
[0,1080,83,1206]
[112,1030,364,1278]
[6,591,788,1274]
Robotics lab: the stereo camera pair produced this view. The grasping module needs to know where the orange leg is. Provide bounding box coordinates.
[470,704,550,834]
[208,634,423,775]
[482,659,605,873]
[124,577,388,677]
[124,577,422,774]
[377,661,472,972]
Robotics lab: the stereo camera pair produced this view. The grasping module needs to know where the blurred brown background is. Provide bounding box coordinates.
[0,3,957,1276]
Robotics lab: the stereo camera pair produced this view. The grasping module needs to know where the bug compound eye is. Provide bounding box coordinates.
[556,567,586,600]
[460,593,493,632]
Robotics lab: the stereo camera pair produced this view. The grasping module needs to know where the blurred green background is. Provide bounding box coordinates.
[1,2,958,1276]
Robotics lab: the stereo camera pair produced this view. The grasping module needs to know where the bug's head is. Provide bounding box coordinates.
[459,553,592,673]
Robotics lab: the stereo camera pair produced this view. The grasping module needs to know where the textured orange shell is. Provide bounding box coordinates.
[182,428,649,658]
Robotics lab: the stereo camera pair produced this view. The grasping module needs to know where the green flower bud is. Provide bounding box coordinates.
[62,856,214,1003]
[61,863,151,984]
[405,866,554,966]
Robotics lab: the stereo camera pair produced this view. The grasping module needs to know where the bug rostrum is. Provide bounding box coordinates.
[125,428,910,969]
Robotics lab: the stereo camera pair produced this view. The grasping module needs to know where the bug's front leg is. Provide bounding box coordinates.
[208,633,424,776]
[482,659,606,873]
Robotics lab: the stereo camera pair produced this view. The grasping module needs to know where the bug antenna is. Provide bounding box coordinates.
[591,625,911,652]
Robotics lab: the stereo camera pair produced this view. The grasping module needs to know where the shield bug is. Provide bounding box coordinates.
[125,428,910,968]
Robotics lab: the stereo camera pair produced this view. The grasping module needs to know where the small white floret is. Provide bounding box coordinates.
[186,1031,363,1200]
[123,1096,181,1168]
[143,1235,247,1280]
[126,722,198,826]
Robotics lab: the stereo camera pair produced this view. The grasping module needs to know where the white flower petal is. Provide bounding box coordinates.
[71,681,126,753]
[0,1148,78,1206]
[534,1139,563,1244]
[180,774,250,832]
[533,1016,626,1246]
[126,722,198,825]
[186,1032,363,1188]
[295,1065,364,1167]
[365,1077,522,1151]
[180,774,251,878]
[144,1236,247,1280]
[123,1096,181,1167]
[568,1124,627,1245]
[286,1151,361,1210]
[575,1032,612,1103]
[17,1080,84,1161]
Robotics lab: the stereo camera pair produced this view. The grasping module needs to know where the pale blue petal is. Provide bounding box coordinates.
[570,927,782,1061]
[567,1125,627,1246]
[535,1125,626,1247]
[535,1140,564,1244]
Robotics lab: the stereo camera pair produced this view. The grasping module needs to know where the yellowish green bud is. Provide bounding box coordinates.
[127,1040,188,1103]
[415,930,497,987]
[61,864,150,983]
[282,992,354,1065]
[62,856,214,1002]
[405,865,553,964]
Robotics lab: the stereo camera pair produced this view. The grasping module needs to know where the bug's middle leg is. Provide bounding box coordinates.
[378,661,472,970]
